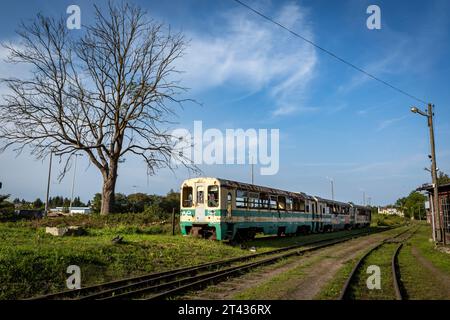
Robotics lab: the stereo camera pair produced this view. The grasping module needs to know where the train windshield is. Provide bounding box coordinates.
[208,185,219,207]
[182,186,193,207]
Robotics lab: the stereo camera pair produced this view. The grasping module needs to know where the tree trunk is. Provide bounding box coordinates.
[100,162,118,215]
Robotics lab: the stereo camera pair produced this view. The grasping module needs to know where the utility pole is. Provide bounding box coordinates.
[172,207,176,236]
[363,191,366,206]
[427,104,445,245]
[326,177,334,200]
[69,154,82,213]
[250,156,254,185]
[411,103,444,244]
[44,151,53,216]
[331,179,334,201]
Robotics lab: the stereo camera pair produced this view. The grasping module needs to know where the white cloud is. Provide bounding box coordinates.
[377,115,408,131]
[179,2,317,116]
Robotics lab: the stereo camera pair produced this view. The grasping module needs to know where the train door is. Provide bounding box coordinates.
[317,203,323,232]
[195,183,206,223]
[312,201,317,232]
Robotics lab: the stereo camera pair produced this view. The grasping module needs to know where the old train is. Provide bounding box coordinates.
[179,177,371,241]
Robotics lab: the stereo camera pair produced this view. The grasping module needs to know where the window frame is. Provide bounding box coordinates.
[182,186,193,208]
[207,185,220,208]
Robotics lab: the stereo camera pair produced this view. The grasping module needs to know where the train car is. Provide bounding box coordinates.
[179,177,371,241]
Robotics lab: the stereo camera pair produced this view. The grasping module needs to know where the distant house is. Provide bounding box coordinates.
[49,207,92,215]
[378,207,404,217]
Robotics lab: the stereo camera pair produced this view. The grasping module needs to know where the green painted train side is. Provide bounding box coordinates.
[180,208,369,240]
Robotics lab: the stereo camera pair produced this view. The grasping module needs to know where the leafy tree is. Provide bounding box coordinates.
[91,193,102,214]
[438,171,450,185]
[71,196,86,207]
[32,198,44,209]
[0,195,14,215]
[395,191,426,219]
[160,190,180,214]
[127,193,151,213]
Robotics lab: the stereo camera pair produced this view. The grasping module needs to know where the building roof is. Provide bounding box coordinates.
[417,182,450,192]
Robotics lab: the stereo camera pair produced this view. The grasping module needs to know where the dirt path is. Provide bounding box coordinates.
[411,246,450,297]
[186,231,394,300]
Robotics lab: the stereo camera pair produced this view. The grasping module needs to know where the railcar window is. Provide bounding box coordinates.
[182,186,193,207]
[300,199,305,212]
[270,196,278,210]
[292,198,306,212]
[306,204,310,212]
[278,196,286,210]
[286,197,293,211]
[227,192,232,216]
[207,185,219,207]
[197,187,204,205]
[249,192,259,208]
[236,190,249,209]
[260,193,269,209]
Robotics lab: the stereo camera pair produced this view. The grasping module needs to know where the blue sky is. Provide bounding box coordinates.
[0,0,449,206]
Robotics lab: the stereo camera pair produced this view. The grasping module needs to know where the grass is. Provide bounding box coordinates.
[0,215,406,300]
[316,226,409,300]
[232,227,405,300]
[347,243,398,300]
[371,213,407,227]
[407,224,450,274]
[231,257,315,300]
[397,224,450,299]
[315,257,356,300]
[0,221,245,299]
[318,224,450,300]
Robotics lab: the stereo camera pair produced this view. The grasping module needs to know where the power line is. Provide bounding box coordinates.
[232,0,428,105]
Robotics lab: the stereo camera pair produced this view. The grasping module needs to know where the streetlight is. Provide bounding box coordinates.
[411,103,445,245]
[44,150,53,216]
[69,153,83,214]
[326,177,334,200]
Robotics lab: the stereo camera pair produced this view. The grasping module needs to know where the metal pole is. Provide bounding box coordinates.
[44,151,53,216]
[331,179,334,200]
[428,104,445,244]
[172,207,176,236]
[251,156,254,185]
[69,154,80,214]
[430,196,437,241]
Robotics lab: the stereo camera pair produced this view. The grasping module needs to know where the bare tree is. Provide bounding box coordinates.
[0,2,195,214]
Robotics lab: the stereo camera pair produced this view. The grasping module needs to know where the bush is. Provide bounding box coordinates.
[372,213,406,227]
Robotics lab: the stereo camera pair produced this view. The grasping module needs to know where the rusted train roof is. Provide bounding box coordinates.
[185,177,371,208]
[217,178,312,199]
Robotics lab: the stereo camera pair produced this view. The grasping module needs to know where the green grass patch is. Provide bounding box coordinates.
[397,242,448,299]
[231,257,317,300]
[0,222,245,299]
[371,213,407,227]
[315,257,357,300]
[347,243,397,300]
[408,224,450,274]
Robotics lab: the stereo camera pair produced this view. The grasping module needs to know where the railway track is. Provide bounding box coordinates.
[339,226,418,300]
[28,226,398,300]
